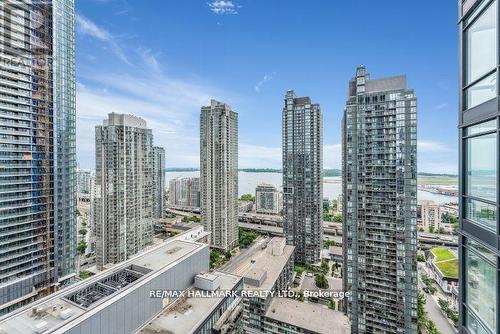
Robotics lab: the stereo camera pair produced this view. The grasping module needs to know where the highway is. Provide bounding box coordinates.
[167,207,457,248]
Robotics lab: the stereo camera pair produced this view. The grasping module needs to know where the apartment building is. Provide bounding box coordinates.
[0,0,76,314]
[200,100,239,251]
[282,90,323,264]
[417,200,441,232]
[169,177,201,209]
[94,113,154,270]
[255,183,282,215]
[153,146,165,219]
[342,66,418,333]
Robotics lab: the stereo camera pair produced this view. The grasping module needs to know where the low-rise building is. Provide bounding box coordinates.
[426,247,458,294]
[241,237,350,333]
[264,298,350,334]
[328,246,343,263]
[138,272,244,334]
[0,237,209,334]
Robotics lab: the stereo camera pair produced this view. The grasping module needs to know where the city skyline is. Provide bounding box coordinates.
[75,1,458,173]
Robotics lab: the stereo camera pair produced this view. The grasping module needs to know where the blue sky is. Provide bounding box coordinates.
[76,0,458,173]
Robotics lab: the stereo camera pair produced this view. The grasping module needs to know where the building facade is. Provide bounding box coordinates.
[0,0,76,314]
[458,1,499,333]
[342,66,418,333]
[282,90,323,265]
[76,169,92,194]
[200,100,238,251]
[255,183,282,215]
[169,177,200,209]
[94,113,154,270]
[0,235,210,334]
[417,200,441,233]
[152,146,165,219]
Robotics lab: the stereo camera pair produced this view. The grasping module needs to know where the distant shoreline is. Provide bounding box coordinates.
[165,168,457,178]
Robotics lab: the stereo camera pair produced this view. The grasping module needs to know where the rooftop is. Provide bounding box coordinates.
[265,298,350,334]
[242,237,294,290]
[0,238,207,334]
[364,74,407,93]
[138,272,241,334]
[430,247,458,278]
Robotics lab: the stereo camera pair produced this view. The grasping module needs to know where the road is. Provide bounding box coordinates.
[417,267,457,334]
[219,236,269,276]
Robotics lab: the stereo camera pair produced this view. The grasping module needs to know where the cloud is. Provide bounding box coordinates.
[208,0,239,15]
[239,144,281,168]
[418,140,454,153]
[76,14,130,64]
[254,74,274,93]
[76,55,229,169]
[433,103,449,110]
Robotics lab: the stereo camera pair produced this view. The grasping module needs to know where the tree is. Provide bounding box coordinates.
[321,260,329,274]
[315,273,329,289]
[79,228,87,236]
[240,194,255,203]
[417,292,427,333]
[77,241,87,254]
[182,216,201,223]
[239,229,258,248]
[328,298,335,309]
[333,213,342,223]
[438,227,446,234]
[417,254,426,262]
[429,225,435,233]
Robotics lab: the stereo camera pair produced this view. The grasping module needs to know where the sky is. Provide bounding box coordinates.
[76,0,459,173]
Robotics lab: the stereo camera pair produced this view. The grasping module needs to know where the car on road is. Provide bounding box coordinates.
[423,287,429,293]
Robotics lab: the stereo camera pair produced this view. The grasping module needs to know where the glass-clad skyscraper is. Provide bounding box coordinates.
[282,90,323,265]
[458,1,499,333]
[0,0,76,314]
[342,66,417,333]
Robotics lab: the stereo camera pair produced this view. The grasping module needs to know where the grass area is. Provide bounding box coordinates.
[431,247,458,278]
[418,176,457,186]
[294,265,305,274]
[431,247,456,262]
[435,260,459,278]
[79,271,93,279]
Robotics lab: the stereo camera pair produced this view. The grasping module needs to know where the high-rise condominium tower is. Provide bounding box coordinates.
[94,113,154,270]
[342,66,417,333]
[0,0,76,314]
[200,100,238,251]
[458,1,499,333]
[153,146,165,219]
[282,90,323,264]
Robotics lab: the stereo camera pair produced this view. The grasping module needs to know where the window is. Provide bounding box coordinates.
[465,198,497,231]
[466,119,497,136]
[466,1,497,84]
[465,0,497,108]
[465,133,497,202]
[465,248,497,333]
[466,72,497,108]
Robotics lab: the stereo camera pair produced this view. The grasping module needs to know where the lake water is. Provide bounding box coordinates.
[166,171,456,205]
